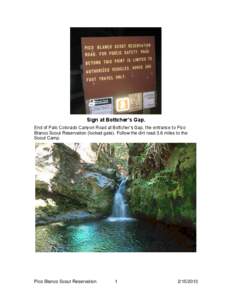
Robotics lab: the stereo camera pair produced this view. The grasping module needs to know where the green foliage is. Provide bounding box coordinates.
[95,143,129,174]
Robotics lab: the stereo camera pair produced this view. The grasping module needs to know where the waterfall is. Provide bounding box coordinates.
[112,177,128,218]
[108,177,134,222]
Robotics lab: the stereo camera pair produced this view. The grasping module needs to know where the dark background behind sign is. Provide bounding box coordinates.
[70,27,161,114]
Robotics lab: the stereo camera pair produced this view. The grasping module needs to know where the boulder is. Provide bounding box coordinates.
[35,143,117,222]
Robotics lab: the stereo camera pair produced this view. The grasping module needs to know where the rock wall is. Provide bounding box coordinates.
[127,143,196,228]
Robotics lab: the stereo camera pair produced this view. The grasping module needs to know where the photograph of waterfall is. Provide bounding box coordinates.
[35,143,196,252]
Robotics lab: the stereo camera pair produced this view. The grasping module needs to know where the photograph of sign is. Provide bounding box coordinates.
[88,97,113,114]
[81,36,156,113]
[143,91,156,109]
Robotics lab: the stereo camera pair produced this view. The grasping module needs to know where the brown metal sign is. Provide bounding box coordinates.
[81,36,156,112]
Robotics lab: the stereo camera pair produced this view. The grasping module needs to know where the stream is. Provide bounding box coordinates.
[36,178,196,252]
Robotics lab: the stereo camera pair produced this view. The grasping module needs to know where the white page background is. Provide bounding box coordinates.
[0,1,231,299]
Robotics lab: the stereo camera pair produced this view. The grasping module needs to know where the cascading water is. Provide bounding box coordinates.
[108,177,134,221]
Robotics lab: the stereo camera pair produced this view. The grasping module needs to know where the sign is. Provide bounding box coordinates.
[81,36,156,113]
[115,97,130,112]
[88,97,113,114]
[128,93,142,112]
[143,91,156,109]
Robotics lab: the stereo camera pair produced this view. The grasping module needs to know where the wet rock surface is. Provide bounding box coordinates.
[36,209,102,225]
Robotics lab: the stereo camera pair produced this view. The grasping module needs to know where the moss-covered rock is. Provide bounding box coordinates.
[127,144,196,228]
